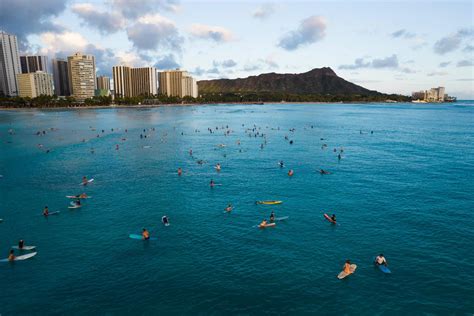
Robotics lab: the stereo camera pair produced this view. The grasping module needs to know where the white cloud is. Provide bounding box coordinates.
[72,3,125,34]
[39,31,89,55]
[190,24,234,43]
[252,3,276,19]
[278,15,327,50]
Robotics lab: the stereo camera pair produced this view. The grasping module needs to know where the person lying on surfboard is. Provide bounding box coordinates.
[344,260,352,274]
[260,219,268,227]
[43,206,49,216]
[142,229,150,240]
[331,214,336,223]
[374,254,387,266]
[8,249,15,262]
[270,211,275,222]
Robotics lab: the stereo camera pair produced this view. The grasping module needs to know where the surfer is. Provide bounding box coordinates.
[8,249,15,262]
[260,219,268,227]
[331,214,336,223]
[279,161,284,168]
[18,240,24,250]
[82,176,88,185]
[215,163,221,171]
[338,153,341,161]
[210,179,215,188]
[43,206,49,216]
[343,260,352,274]
[225,204,233,212]
[142,228,150,240]
[288,169,294,176]
[270,211,275,222]
[74,199,81,206]
[79,193,88,199]
[320,169,330,175]
[374,254,387,266]
[178,168,182,176]
[162,216,169,225]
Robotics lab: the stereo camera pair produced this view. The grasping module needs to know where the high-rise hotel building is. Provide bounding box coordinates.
[0,32,21,96]
[159,70,198,98]
[20,55,48,73]
[52,58,71,96]
[67,53,96,101]
[17,71,54,98]
[112,66,157,98]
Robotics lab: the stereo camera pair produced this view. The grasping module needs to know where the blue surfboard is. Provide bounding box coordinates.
[129,234,157,241]
[374,257,391,273]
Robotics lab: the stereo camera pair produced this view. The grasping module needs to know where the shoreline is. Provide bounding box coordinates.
[0,101,409,111]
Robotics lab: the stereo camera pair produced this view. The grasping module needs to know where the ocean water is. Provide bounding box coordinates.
[0,102,473,315]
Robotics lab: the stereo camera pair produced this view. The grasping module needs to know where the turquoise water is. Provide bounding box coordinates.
[1,102,473,315]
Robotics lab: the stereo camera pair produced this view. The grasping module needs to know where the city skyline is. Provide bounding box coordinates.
[0,1,473,98]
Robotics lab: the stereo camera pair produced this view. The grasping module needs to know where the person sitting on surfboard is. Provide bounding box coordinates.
[210,179,215,187]
[162,216,169,225]
[344,260,352,274]
[375,254,387,266]
[215,163,221,171]
[270,211,275,222]
[82,176,88,185]
[43,206,49,216]
[331,214,336,223]
[279,161,284,168]
[8,249,15,262]
[79,193,88,199]
[177,168,182,176]
[288,169,294,176]
[18,240,24,249]
[260,219,268,227]
[142,228,150,240]
[225,204,233,212]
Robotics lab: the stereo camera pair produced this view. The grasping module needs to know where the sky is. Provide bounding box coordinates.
[1,0,473,98]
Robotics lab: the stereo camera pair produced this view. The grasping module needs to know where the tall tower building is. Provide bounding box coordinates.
[67,52,96,101]
[113,66,157,97]
[0,31,21,96]
[159,70,198,98]
[20,55,48,73]
[96,75,110,91]
[17,71,54,98]
[52,58,70,96]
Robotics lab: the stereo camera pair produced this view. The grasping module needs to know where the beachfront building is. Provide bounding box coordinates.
[67,53,96,102]
[159,69,198,98]
[52,58,71,96]
[96,75,111,96]
[112,66,157,98]
[20,55,48,74]
[0,31,21,96]
[17,71,54,98]
[412,87,446,102]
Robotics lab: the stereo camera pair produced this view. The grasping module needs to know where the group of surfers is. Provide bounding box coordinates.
[7,239,32,262]
[342,254,388,276]
[140,216,169,240]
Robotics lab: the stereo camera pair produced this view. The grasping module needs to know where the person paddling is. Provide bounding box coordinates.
[8,249,15,262]
[142,228,150,240]
[375,254,388,266]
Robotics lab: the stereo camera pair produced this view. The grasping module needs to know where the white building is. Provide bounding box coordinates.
[0,32,21,96]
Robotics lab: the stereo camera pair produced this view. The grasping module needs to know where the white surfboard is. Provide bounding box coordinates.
[0,252,37,262]
[12,245,36,251]
[79,178,94,186]
[337,264,357,279]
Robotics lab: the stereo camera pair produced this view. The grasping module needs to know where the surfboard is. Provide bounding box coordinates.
[0,252,37,262]
[66,195,91,199]
[259,222,276,228]
[43,211,60,216]
[324,213,336,224]
[129,234,157,241]
[256,200,282,205]
[68,205,82,209]
[274,216,289,221]
[79,178,94,185]
[12,246,36,251]
[374,258,391,273]
[337,264,357,279]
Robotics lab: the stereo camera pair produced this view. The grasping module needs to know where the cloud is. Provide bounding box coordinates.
[463,45,474,52]
[434,28,474,54]
[391,29,415,39]
[277,15,326,50]
[0,0,67,49]
[72,3,124,35]
[339,55,398,69]
[252,3,276,19]
[455,78,474,81]
[154,54,180,69]
[243,64,261,72]
[457,59,473,67]
[400,67,416,74]
[427,71,449,76]
[126,14,183,51]
[213,59,237,68]
[371,55,399,68]
[190,66,221,76]
[439,61,451,68]
[111,0,180,19]
[190,24,234,43]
